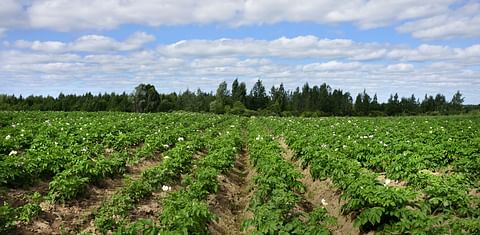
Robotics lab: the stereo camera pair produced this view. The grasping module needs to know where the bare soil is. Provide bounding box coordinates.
[278,137,360,235]
[12,153,163,235]
[0,180,49,208]
[208,148,255,235]
[128,190,167,222]
[81,149,207,234]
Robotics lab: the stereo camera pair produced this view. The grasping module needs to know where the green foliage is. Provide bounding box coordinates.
[0,192,43,233]
[0,111,478,235]
[160,192,214,234]
[0,202,16,233]
[267,115,480,234]
[16,192,42,222]
[244,120,334,234]
[47,174,90,202]
[113,219,160,235]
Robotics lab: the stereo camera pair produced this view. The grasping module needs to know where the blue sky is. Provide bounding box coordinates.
[0,0,479,103]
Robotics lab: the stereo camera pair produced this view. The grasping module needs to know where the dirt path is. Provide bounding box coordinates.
[13,154,163,235]
[124,150,209,228]
[208,147,255,235]
[278,137,360,235]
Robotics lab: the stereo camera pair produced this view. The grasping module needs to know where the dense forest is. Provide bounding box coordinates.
[1,79,477,116]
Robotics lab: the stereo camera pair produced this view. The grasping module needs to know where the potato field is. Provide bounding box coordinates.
[1,112,479,234]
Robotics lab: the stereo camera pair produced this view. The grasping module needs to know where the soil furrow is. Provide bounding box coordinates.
[208,148,255,235]
[121,150,209,229]
[13,153,163,235]
[278,137,360,235]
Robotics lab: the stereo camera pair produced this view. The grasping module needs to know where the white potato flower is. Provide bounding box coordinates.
[321,198,328,206]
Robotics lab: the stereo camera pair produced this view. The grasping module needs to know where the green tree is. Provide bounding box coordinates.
[270,83,288,113]
[248,79,268,110]
[318,83,331,113]
[210,81,229,114]
[386,93,401,115]
[434,94,447,113]
[371,93,381,112]
[133,84,160,112]
[232,78,247,105]
[450,91,464,112]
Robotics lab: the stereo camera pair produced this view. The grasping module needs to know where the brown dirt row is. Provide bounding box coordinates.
[277,137,360,235]
[11,153,163,235]
[119,150,210,229]
[79,149,208,234]
[208,148,255,235]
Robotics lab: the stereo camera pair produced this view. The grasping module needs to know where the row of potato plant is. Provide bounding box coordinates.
[0,112,178,186]
[0,112,176,231]
[0,112,222,233]
[244,119,333,234]
[93,115,226,234]
[114,117,244,234]
[47,113,208,202]
[270,116,479,234]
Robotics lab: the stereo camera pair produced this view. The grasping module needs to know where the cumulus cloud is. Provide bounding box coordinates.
[22,0,452,30]
[385,63,415,73]
[0,0,27,29]
[241,0,452,28]
[302,61,362,72]
[157,36,389,60]
[0,0,474,40]
[11,35,480,66]
[26,0,241,31]
[156,36,480,63]
[14,32,155,53]
[397,2,480,39]
[2,34,479,103]
[386,44,480,63]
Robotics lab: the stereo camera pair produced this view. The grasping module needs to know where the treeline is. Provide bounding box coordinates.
[1,79,477,116]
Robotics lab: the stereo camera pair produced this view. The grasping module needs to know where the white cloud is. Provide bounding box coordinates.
[156,36,480,63]
[385,63,414,72]
[0,0,27,29]
[387,43,480,63]
[302,61,362,72]
[0,0,476,40]
[24,0,450,30]
[14,32,155,53]
[2,44,478,100]
[397,2,480,39]
[26,0,241,31]
[12,35,480,65]
[15,40,67,52]
[157,36,389,60]
[241,0,452,28]
[2,35,479,103]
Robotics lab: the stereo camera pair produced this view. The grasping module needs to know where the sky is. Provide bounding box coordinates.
[0,0,479,104]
